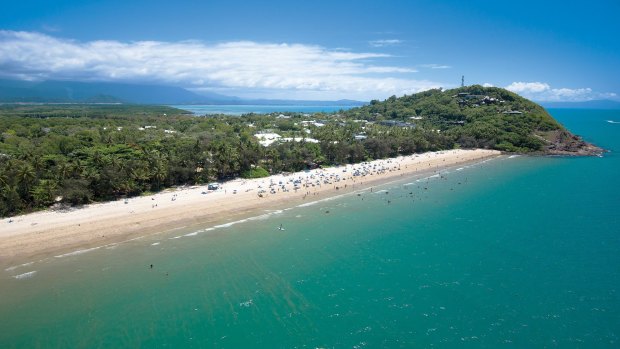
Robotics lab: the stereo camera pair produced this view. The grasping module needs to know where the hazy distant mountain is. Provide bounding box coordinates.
[540,100,620,109]
[0,79,366,106]
[0,79,237,104]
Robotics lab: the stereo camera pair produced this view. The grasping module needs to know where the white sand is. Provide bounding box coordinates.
[0,149,500,266]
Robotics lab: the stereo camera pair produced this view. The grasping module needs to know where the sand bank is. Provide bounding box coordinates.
[0,149,500,266]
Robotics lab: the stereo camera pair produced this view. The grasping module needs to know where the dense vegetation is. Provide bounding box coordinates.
[0,86,594,217]
[345,85,565,152]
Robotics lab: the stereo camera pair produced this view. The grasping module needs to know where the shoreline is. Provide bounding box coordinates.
[0,149,501,268]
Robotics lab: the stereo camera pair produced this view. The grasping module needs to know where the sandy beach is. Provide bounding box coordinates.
[0,149,500,267]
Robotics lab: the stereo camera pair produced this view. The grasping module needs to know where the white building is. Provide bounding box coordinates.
[255,133,282,146]
[281,137,319,143]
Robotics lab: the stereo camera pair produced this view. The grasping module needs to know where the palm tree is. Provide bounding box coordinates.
[147,150,168,189]
[91,150,105,169]
[1,184,23,214]
[0,169,8,188]
[31,179,57,207]
[15,162,36,199]
[70,158,86,178]
[31,154,44,177]
[212,142,240,179]
[130,160,151,190]
[55,161,71,182]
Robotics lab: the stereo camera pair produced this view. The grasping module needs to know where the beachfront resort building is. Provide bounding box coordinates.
[300,120,326,127]
[255,132,320,146]
[281,137,319,143]
[255,133,282,146]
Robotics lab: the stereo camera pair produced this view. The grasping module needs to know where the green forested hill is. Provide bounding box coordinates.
[344,85,599,154]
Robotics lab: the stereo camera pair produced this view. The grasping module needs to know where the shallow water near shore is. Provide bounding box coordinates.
[1,109,619,347]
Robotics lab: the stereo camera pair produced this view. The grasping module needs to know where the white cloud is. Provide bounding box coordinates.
[368,39,402,47]
[482,82,494,87]
[506,81,617,102]
[505,81,551,93]
[0,31,442,100]
[420,64,452,69]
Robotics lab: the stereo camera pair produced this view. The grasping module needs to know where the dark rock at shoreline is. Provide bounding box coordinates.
[538,130,604,156]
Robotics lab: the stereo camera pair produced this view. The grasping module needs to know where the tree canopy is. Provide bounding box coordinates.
[0,87,597,217]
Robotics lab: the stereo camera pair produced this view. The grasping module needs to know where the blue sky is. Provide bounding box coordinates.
[1,0,618,101]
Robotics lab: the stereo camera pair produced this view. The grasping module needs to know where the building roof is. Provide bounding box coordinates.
[281,137,319,143]
[254,133,282,146]
[378,120,416,128]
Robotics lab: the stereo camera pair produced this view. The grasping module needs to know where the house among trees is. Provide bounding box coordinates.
[254,133,282,146]
[281,137,319,143]
[378,120,415,128]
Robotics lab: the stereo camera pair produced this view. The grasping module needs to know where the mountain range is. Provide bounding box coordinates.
[0,79,365,106]
[1,79,618,109]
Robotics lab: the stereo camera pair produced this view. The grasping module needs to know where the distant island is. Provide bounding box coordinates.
[0,85,601,217]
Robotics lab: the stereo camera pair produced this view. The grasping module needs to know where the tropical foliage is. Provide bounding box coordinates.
[0,86,570,216]
[345,85,563,152]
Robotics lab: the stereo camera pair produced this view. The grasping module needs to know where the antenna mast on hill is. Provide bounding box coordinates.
[461,75,465,87]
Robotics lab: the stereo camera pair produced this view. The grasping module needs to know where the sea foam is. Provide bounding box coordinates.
[54,246,101,258]
[13,271,37,279]
[297,201,318,208]
[5,261,34,272]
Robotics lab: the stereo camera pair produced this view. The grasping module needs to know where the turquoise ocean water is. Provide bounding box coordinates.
[170,105,358,116]
[1,109,619,348]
